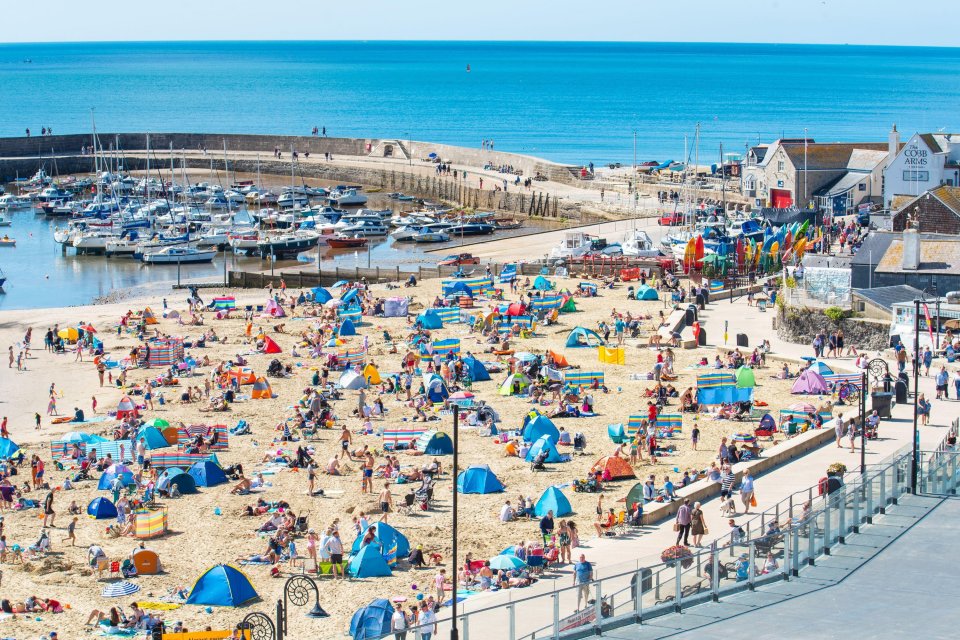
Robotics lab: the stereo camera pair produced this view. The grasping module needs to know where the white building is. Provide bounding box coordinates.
[883,127,960,207]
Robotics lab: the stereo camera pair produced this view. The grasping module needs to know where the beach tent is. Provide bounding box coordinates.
[350,522,410,558]
[311,287,332,304]
[87,497,118,519]
[566,327,604,348]
[635,285,659,301]
[462,356,491,382]
[607,423,627,443]
[809,360,834,376]
[457,465,505,494]
[415,430,454,455]
[227,367,257,385]
[444,281,474,297]
[338,319,357,337]
[261,336,282,354]
[134,426,170,450]
[424,373,450,403]
[349,544,393,578]
[132,549,161,575]
[158,469,197,495]
[188,460,228,487]
[263,299,286,318]
[416,310,444,330]
[98,471,136,490]
[142,307,158,325]
[0,437,20,459]
[338,370,368,390]
[251,377,273,399]
[624,482,647,510]
[548,350,570,368]
[525,435,567,463]
[506,302,526,317]
[115,395,139,420]
[592,456,636,480]
[534,486,573,517]
[382,297,409,317]
[363,364,382,385]
[186,564,259,607]
[560,296,578,313]
[350,599,394,640]
[792,369,829,395]
[341,288,360,305]
[532,275,554,291]
[522,414,560,444]
[498,372,531,396]
[735,366,756,388]
[758,413,777,431]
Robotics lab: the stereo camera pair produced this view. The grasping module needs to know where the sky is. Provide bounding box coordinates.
[3,0,957,47]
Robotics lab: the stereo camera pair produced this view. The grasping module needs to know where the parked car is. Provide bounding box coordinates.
[658,211,684,226]
[437,253,480,267]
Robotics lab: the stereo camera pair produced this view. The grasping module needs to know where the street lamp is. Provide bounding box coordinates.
[239,575,328,640]
[451,405,460,640]
[860,370,867,475]
[911,296,922,492]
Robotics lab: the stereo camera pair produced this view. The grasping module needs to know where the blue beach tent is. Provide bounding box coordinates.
[415,430,454,455]
[98,471,136,490]
[349,544,393,578]
[532,275,554,291]
[635,285,659,301]
[188,460,229,487]
[462,356,491,382]
[566,326,605,348]
[350,599,394,640]
[186,564,259,607]
[424,374,450,403]
[157,469,197,495]
[534,486,573,517]
[457,465,505,494]
[87,497,119,519]
[311,287,332,304]
[524,435,567,464]
[0,437,20,459]
[522,414,560,444]
[134,426,170,450]
[416,310,444,329]
[350,522,411,557]
[338,318,357,337]
[341,288,360,305]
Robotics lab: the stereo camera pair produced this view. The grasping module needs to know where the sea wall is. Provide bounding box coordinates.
[776,306,890,351]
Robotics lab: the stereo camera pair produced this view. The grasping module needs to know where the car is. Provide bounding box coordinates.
[658,211,684,226]
[437,253,480,267]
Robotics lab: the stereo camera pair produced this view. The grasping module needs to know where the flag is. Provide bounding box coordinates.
[922,303,934,346]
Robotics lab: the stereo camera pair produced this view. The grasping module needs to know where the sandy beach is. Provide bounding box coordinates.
[0,273,805,638]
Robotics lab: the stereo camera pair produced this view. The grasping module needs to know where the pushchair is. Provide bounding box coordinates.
[72,459,92,482]
[266,359,284,377]
[530,450,549,472]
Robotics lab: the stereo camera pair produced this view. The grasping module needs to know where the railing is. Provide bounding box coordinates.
[366,448,939,640]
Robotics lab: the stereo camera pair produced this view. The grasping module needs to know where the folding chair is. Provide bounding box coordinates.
[614,510,628,536]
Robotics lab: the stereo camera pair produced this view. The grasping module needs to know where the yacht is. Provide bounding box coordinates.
[277,191,309,209]
[340,218,389,237]
[195,225,230,249]
[142,246,216,264]
[73,230,120,254]
[37,186,73,203]
[257,230,320,259]
[327,188,367,207]
[549,231,597,259]
[620,230,661,258]
[0,194,33,210]
[229,230,261,255]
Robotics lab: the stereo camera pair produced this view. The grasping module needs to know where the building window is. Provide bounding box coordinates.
[778,160,785,171]
[903,170,929,181]
[858,183,866,191]
[745,177,756,191]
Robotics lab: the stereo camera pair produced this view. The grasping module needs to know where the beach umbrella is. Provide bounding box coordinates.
[448,391,475,401]
[61,431,109,444]
[324,299,344,308]
[944,319,960,331]
[57,327,79,341]
[512,352,538,363]
[106,464,134,476]
[80,324,97,333]
[101,581,140,598]
[144,418,170,429]
[488,555,526,571]
[332,280,349,288]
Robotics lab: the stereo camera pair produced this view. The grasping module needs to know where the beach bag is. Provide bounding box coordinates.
[672,522,679,532]
[750,495,758,508]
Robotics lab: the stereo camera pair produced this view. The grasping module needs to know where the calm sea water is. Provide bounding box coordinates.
[1,41,959,164]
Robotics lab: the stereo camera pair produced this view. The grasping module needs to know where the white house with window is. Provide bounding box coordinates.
[884,130,960,207]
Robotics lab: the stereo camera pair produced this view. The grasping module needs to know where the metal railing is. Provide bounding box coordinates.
[365,446,957,640]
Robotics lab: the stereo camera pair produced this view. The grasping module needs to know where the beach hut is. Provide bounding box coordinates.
[534,486,573,517]
[592,456,636,480]
[0,437,20,459]
[462,356,491,382]
[188,460,228,487]
[525,435,567,463]
[251,377,274,399]
[87,497,118,519]
[415,430,454,455]
[263,299,286,318]
[735,366,756,388]
[134,426,170,450]
[635,285,659,301]
[497,372,531,396]
[261,336,282,354]
[424,374,450,403]
[338,319,357,337]
[457,465,505,494]
[566,327,604,348]
[115,395,139,421]
[142,307,158,325]
[338,370,368,390]
[349,599,394,640]
[363,364,381,385]
[186,564,259,607]
[134,508,168,539]
[532,275,554,291]
[522,414,560,443]
[792,369,829,395]
[348,544,393,578]
[416,310,444,330]
[311,287,332,304]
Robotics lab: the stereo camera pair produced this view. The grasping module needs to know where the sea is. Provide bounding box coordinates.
[1,40,959,309]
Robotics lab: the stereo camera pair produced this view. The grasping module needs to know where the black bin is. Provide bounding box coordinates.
[695,293,706,310]
[685,305,697,326]
[895,379,909,405]
[871,392,894,419]
[736,333,749,347]
[697,328,708,346]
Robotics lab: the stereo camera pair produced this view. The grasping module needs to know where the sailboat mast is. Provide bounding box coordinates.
[146,132,151,202]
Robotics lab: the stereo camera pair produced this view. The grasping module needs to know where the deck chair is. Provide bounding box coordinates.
[614,510,628,536]
[526,554,546,575]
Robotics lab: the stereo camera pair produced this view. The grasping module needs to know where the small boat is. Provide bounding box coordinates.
[142,246,216,264]
[327,188,367,207]
[325,235,369,249]
[0,236,15,247]
[413,230,450,243]
[492,218,523,230]
[0,215,11,227]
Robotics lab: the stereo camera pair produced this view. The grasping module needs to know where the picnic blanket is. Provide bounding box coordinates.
[382,427,428,451]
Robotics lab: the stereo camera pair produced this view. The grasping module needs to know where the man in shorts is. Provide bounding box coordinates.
[324,530,344,580]
[574,554,593,610]
[379,482,393,523]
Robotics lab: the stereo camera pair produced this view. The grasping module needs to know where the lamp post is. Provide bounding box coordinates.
[912,297,921,492]
[277,575,329,640]
[451,405,460,640]
[860,370,867,475]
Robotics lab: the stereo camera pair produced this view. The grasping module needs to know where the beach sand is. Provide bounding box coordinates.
[0,275,802,638]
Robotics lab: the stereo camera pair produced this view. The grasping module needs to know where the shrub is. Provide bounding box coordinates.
[824,306,846,323]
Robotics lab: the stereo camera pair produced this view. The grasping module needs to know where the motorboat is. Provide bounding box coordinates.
[446,222,495,237]
[340,218,389,236]
[204,193,231,211]
[492,217,523,230]
[325,234,369,249]
[412,230,450,243]
[391,225,424,242]
[229,230,260,255]
[142,246,216,264]
[620,230,661,258]
[37,186,73,203]
[195,226,230,249]
[73,230,120,253]
[0,194,33,210]
[327,188,367,207]
[257,230,320,259]
[0,214,11,227]
[278,191,310,209]
[0,236,15,247]
[245,191,278,205]
[549,231,597,259]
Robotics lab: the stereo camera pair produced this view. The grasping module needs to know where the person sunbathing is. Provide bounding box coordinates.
[231,476,253,495]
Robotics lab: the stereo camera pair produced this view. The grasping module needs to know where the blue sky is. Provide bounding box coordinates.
[5,0,956,46]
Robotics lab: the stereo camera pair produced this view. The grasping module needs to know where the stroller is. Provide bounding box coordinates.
[414,477,434,511]
[573,432,587,455]
[266,359,284,377]
[530,450,549,472]
[72,459,93,482]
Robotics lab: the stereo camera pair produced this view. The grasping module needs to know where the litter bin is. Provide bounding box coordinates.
[695,293,706,310]
[697,328,708,347]
[685,305,697,326]
[736,333,749,348]
[871,392,893,419]
[895,379,909,405]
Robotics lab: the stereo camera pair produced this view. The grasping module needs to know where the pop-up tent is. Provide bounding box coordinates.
[263,299,286,318]
[363,364,381,385]
[261,336,282,354]
[186,564,259,607]
[624,482,645,511]
[98,470,136,490]
[792,368,829,395]
[809,361,834,376]
[416,310,444,330]
[525,435,567,463]
[339,370,368,390]
[251,377,273,399]
[534,486,573,517]
[592,456,636,480]
[349,544,393,578]
[341,288,360,305]
[350,522,410,558]
[227,367,257,385]
[188,460,228,487]
[115,395,139,420]
[560,296,578,313]
[142,307,159,325]
[635,285,659,301]
[311,287,332,304]
[339,319,357,337]
[498,372,531,396]
[157,469,197,495]
[532,275,554,291]
[0,437,20,459]
[506,302,527,317]
[87,497,119,519]
[522,414,560,443]
[735,366,756,388]
[350,599,394,640]
[457,465,505,494]
[134,426,170,450]
[462,356,491,382]
[415,430,454,455]
[566,327,604,348]
[424,374,450,403]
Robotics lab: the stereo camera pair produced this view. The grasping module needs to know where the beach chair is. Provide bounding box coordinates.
[614,510,628,536]
[526,554,546,575]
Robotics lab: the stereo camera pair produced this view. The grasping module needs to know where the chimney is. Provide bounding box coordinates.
[888,124,900,166]
[902,227,921,271]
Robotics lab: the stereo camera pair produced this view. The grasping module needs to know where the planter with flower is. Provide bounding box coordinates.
[826,462,847,477]
[660,545,694,569]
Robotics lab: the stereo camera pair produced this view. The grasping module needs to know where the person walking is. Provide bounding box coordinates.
[391,602,408,640]
[574,554,593,610]
[834,413,845,448]
[953,369,960,401]
[675,499,692,545]
[418,601,436,640]
[848,416,858,453]
[539,509,555,545]
[690,501,707,547]
[935,366,949,400]
[740,472,755,514]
